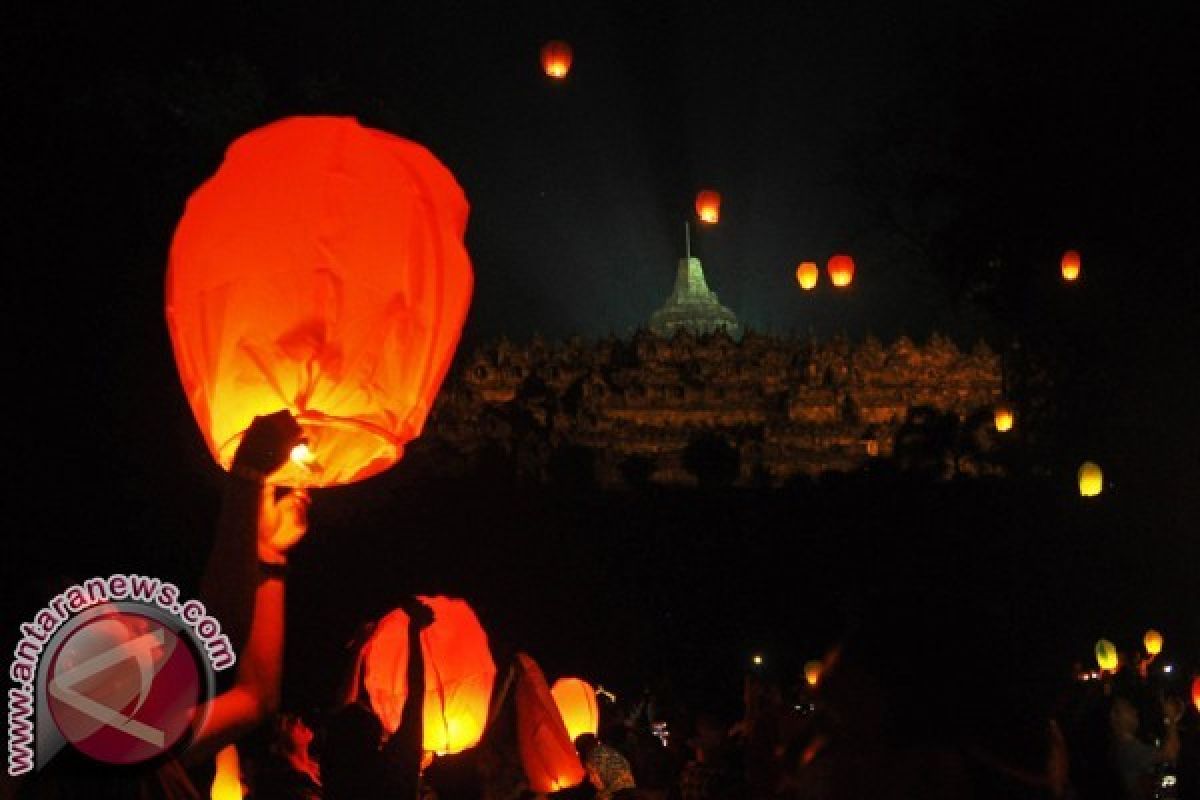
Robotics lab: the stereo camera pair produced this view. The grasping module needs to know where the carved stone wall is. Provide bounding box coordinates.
[419,328,1003,486]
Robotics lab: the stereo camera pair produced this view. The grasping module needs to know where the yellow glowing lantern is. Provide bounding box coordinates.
[1094,638,1118,672]
[695,190,721,224]
[211,745,243,800]
[993,404,1015,433]
[541,41,573,79]
[1061,250,1081,282]
[827,254,855,288]
[1078,461,1103,497]
[796,261,819,290]
[1144,629,1163,656]
[803,660,821,687]
[550,677,600,742]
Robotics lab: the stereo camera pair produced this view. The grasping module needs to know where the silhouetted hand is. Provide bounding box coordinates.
[399,596,435,631]
[232,410,303,478]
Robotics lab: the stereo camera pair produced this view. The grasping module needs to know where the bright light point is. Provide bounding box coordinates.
[290,442,315,466]
[752,654,763,666]
[1164,665,1174,673]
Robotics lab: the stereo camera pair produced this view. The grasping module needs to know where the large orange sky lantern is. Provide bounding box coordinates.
[550,677,599,742]
[167,116,474,487]
[362,596,496,755]
[517,654,586,793]
[827,254,855,287]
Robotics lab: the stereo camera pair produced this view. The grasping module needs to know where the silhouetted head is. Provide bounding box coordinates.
[574,732,599,762]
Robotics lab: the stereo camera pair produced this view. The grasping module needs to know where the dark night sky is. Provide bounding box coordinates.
[4,2,1200,704]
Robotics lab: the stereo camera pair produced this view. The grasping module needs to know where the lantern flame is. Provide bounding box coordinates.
[290,442,315,466]
[210,745,243,800]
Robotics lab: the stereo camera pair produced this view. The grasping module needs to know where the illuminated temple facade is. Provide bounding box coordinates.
[418,329,1004,487]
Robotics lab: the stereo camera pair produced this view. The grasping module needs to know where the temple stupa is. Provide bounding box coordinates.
[648,225,740,338]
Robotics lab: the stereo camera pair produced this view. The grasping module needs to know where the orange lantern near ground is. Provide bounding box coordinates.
[167,116,474,487]
[993,404,1015,433]
[796,261,819,290]
[210,745,243,800]
[363,596,496,755]
[550,677,599,742]
[1094,638,1118,672]
[803,660,822,688]
[541,41,573,79]
[827,254,855,287]
[695,190,721,224]
[517,654,586,793]
[1078,462,1103,497]
[1143,629,1163,656]
[1061,250,1081,282]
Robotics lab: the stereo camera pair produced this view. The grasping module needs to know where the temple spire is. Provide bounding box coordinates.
[685,221,692,262]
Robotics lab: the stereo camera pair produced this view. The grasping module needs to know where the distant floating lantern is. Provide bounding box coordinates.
[517,654,586,793]
[827,254,855,288]
[1192,676,1200,712]
[695,190,721,224]
[167,116,474,487]
[363,596,496,755]
[1094,638,1118,672]
[551,677,600,743]
[1078,461,1103,497]
[1144,629,1163,656]
[210,745,243,800]
[541,40,573,79]
[993,404,1015,433]
[803,660,822,688]
[1061,250,1081,282]
[796,261,819,290]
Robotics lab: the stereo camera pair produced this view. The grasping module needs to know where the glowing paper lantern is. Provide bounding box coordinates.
[1061,250,1081,282]
[550,677,599,742]
[695,190,721,224]
[516,654,586,793]
[167,116,474,487]
[796,262,819,290]
[1192,676,1200,712]
[1094,638,1118,672]
[363,596,496,755]
[541,41,573,79]
[1143,629,1163,656]
[827,254,855,288]
[210,745,243,800]
[803,660,822,688]
[1078,462,1103,497]
[993,404,1015,433]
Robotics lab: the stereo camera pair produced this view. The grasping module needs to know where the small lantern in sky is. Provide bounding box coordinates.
[695,190,721,224]
[1143,629,1163,657]
[1095,638,1118,672]
[803,660,822,688]
[796,261,819,290]
[1061,250,1081,282]
[1078,461,1103,497]
[993,404,1015,433]
[827,254,855,288]
[541,41,573,79]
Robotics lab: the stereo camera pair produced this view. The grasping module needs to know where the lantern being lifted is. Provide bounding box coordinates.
[550,677,600,742]
[167,116,473,487]
[1061,250,1081,282]
[827,254,855,287]
[517,654,586,793]
[1143,629,1163,657]
[1095,638,1118,672]
[796,261,819,291]
[695,190,721,224]
[541,41,573,79]
[363,596,496,755]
